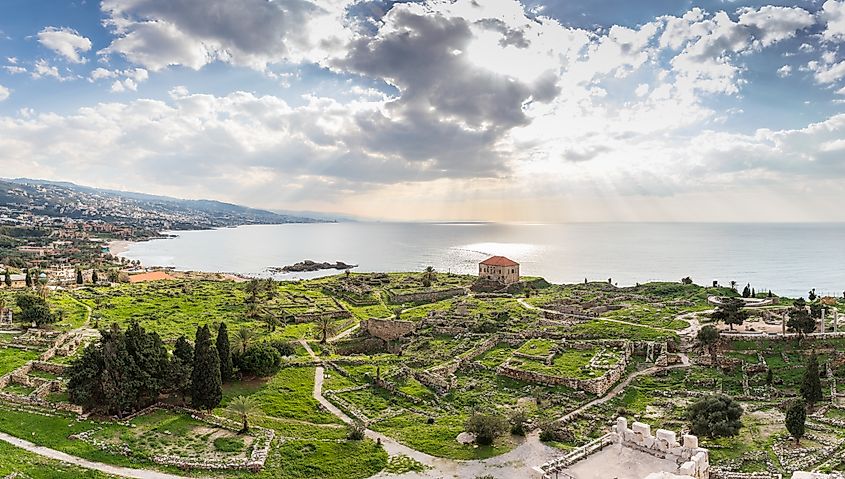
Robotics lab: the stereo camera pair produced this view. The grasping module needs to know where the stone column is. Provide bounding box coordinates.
[835,309,839,333]
[821,308,826,334]
[782,311,787,335]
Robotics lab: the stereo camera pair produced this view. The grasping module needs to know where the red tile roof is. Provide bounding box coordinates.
[480,256,519,267]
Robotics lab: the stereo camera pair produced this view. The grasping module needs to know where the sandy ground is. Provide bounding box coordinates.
[106,240,132,256]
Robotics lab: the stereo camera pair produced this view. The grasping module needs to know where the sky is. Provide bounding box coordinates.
[1,0,845,222]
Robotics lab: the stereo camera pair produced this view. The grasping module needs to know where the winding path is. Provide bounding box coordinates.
[0,431,194,479]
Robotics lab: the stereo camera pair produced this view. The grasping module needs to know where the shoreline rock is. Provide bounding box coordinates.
[271,260,357,273]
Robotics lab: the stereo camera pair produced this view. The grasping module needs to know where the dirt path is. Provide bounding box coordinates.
[0,431,195,479]
[554,353,691,424]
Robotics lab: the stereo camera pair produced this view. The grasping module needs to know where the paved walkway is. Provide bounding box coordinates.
[0,431,195,479]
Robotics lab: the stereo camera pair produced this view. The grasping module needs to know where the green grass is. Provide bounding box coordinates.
[221,367,341,425]
[508,346,620,380]
[0,440,115,478]
[0,347,38,376]
[515,338,556,357]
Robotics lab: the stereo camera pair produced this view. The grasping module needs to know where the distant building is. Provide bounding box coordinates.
[128,271,175,283]
[478,256,520,285]
[3,274,27,289]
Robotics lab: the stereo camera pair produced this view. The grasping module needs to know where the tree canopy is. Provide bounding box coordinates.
[711,298,748,331]
[800,353,823,405]
[687,394,743,438]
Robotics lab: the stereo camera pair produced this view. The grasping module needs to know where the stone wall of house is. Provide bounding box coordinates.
[386,287,466,304]
[361,318,417,341]
[721,332,845,341]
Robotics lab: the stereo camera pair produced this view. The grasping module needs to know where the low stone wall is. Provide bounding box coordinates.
[361,318,416,341]
[386,287,466,304]
[720,332,845,341]
[101,403,274,472]
[497,342,630,395]
[294,310,352,323]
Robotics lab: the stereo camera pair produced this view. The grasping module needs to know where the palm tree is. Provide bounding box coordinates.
[232,327,256,355]
[244,279,261,305]
[423,266,435,283]
[262,313,279,332]
[245,301,261,319]
[227,396,260,433]
[264,278,277,301]
[316,315,337,344]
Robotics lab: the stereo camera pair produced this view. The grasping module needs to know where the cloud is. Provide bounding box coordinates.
[30,59,73,81]
[98,0,353,70]
[0,84,9,102]
[777,64,792,77]
[37,27,92,63]
[821,0,845,42]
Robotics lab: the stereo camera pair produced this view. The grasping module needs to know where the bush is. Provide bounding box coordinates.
[465,413,508,446]
[267,340,296,357]
[347,422,366,440]
[687,394,743,438]
[509,409,528,436]
[237,344,282,377]
[538,420,573,443]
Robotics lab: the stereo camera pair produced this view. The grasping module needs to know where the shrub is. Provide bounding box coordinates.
[238,344,282,377]
[509,409,528,436]
[465,413,508,446]
[268,340,296,357]
[347,422,366,440]
[687,394,743,438]
[538,420,573,443]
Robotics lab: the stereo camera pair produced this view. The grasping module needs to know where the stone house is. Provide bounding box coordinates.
[478,256,520,285]
[2,273,27,289]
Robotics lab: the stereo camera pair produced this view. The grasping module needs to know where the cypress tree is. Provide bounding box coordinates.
[76,269,83,285]
[800,353,823,405]
[785,399,806,444]
[170,336,194,402]
[3,270,10,288]
[92,270,99,284]
[191,325,222,411]
[25,271,32,287]
[216,322,234,383]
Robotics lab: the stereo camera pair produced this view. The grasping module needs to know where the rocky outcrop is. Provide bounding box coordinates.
[272,260,356,273]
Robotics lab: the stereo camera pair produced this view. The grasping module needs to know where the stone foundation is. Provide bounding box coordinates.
[361,318,416,341]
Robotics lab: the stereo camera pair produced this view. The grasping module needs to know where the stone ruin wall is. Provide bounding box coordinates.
[386,287,466,304]
[361,318,417,341]
[614,417,710,479]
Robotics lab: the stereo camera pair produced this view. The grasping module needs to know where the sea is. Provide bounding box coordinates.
[116,222,845,298]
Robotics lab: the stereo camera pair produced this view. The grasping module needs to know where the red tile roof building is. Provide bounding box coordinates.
[479,256,520,284]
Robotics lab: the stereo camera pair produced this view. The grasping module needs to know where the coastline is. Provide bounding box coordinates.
[107,240,132,256]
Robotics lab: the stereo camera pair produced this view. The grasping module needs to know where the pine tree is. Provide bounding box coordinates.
[191,325,222,411]
[216,322,234,383]
[742,284,751,298]
[76,269,83,285]
[785,399,806,444]
[800,353,823,405]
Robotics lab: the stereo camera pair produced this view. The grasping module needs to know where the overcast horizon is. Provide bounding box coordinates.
[3,1,845,222]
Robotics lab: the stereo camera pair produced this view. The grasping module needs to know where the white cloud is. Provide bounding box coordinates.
[3,65,26,74]
[0,84,9,102]
[777,64,792,77]
[821,0,845,42]
[37,27,92,63]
